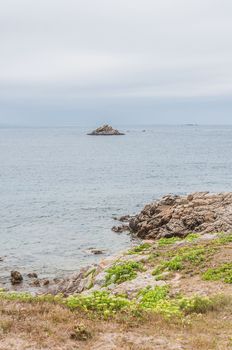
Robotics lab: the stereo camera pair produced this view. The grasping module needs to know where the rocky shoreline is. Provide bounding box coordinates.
[2,192,232,295]
[1,193,232,349]
[113,192,232,239]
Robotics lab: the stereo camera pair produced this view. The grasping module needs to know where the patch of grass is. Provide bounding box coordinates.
[152,246,207,276]
[70,323,92,341]
[138,286,180,317]
[0,320,13,334]
[0,291,63,304]
[66,291,131,318]
[180,247,206,264]
[216,233,232,245]
[0,288,230,323]
[70,324,92,341]
[137,286,223,318]
[104,261,144,286]
[84,268,96,278]
[202,263,232,284]
[178,295,214,314]
[157,233,200,247]
[157,237,181,247]
[128,243,151,254]
[185,233,200,242]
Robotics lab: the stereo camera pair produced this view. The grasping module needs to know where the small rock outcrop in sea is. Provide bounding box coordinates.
[87,124,125,136]
[113,192,232,239]
[27,272,38,278]
[11,271,23,285]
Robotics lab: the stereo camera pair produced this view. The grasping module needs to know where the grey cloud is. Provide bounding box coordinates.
[0,0,232,125]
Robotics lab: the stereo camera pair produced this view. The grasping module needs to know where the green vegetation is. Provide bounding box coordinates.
[70,324,92,341]
[152,246,207,276]
[128,243,151,254]
[138,286,181,317]
[158,237,181,247]
[0,291,63,303]
[0,286,230,321]
[185,233,200,242]
[66,291,130,317]
[104,261,144,286]
[202,263,232,284]
[216,233,232,245]
[156,233,200,247]
[138,286,221,318]
[178,295,215,314]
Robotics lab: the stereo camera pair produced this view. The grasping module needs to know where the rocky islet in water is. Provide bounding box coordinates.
[87,124,125,135]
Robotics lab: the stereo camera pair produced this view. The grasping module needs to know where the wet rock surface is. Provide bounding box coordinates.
[87,124,125,136]
[27,272,38,278]
[10,271,23,285]
[111,225,129,233]
[114,192,232,239]
[90,249,104,255]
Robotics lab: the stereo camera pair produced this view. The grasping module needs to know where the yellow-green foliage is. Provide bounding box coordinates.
[0,291,63,304]
[157,233,200,247]
[152,246,206,276]
[137,286,218,318]
[66,291,130,317]
[105,261,144,286]
[185,233,200,242]
[178,295,215,314]
[128,243,151,255]
[158,237,181,247]
[216,233,232,245]
[202,263,232,284]
[138,286,181,317]
[0,288,227,320]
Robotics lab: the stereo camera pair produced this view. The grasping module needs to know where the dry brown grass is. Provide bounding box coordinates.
[1,238,232,349]
[0,296,232,350]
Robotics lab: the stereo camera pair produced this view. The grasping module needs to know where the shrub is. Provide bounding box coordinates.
[216,233,232,245]
[152,246,206,276]
[185,233,200,242]
[202,263,232,284]
[104,261,144,285]
[128,243,151,255]
[157,237,181,247]
[178,295,214,314]
[66,291,130,317]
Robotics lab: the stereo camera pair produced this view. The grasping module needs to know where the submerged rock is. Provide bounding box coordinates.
[125,192,232,239]
[112,225,129,233]
[27,272,38,278]
[30,279,40,287]
[11,271,23,285]
[90,249,104,255]
[87,124,125,136]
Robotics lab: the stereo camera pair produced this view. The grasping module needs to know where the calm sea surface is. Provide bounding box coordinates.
[1,125,232,279]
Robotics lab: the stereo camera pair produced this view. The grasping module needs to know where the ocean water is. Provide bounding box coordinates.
[1,125,232,280]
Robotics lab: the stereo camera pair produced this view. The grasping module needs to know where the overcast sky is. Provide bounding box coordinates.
[1,0,232,126]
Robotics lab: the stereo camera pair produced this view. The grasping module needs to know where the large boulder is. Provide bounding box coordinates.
[87,124,125,136]
[11,270,23,285]
[115,192,232,239]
